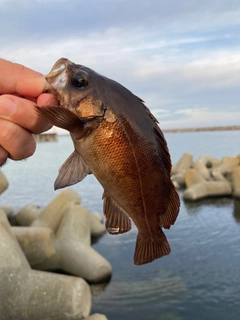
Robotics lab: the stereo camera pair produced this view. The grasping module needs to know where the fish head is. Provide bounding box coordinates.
[45,58,105,118]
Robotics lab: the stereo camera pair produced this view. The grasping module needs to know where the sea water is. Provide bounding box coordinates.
[1,131,240,320]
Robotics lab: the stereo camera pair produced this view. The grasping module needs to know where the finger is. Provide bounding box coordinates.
[0,145,9,166]
[37,93,59,107]
[0,95,53,134]
[0,119,36,161]
[0,58,45,97]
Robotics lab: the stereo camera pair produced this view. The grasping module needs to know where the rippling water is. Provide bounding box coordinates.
[1,131,240,320]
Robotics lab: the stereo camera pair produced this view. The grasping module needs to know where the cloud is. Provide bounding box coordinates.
[1,0,239,128]
[160,108,240,129]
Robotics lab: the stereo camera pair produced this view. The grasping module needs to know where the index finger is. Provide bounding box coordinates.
[0,58,46,97]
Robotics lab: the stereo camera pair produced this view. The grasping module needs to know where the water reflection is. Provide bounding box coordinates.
[233,199,240,223]
[90,280,111,296]
[92,270,187,317]
[183,195,240,226]
[183,195,233,215]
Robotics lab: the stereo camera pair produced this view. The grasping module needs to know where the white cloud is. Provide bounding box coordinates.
[3,30,239,90]
[161,108,240,129]
[1,1,239,129]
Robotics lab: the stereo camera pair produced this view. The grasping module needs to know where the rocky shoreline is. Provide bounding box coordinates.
[172,153,240,201]
[0,170,110,320]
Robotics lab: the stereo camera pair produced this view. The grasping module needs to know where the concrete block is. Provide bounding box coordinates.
[183,180,232,201]
[0,170,8,195]
[12,227,56,266]
[15,204,41,226]
[31,189,81,231]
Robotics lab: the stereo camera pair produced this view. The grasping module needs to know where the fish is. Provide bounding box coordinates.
[35,58,180,265]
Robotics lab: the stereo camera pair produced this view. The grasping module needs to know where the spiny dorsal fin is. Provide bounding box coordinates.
[54,150,91,190]
[139,100,172,175]
[103,194,131,234]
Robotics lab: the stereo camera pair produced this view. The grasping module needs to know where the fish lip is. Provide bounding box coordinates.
[49,57,70,73]
[46,62,65,82]
[45,58,72,85]
[43,81,57,96]
[44,58,72,96]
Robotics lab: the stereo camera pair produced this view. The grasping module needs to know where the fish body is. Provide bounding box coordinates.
[36,58,180,265]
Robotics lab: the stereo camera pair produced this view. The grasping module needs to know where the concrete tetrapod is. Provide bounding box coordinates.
[0,205,14,217]
[90,212,107,239]
[230,166,240,198]
[33,204,112,283]
[0,210,91,320]
[31,188,81,231]
[15,204,41,226]
[184,168,205,188]
[15,202,106,239]
[171,152,193,188]
[183,180,232,201]
[193,156,212,180]
[86,314,108,320]
[0,170,8,194]
[12,226,56,266]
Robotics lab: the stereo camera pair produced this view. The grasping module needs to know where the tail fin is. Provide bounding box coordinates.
[134,231,170,265]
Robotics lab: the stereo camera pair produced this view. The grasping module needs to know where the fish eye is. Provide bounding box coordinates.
[70,71,88,88]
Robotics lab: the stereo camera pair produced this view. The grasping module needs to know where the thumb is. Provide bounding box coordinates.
[0,95,52,134]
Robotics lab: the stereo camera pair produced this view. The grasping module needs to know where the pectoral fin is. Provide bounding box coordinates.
[35,105,87,139]
[54,150,91,190]
[103,193,131,234]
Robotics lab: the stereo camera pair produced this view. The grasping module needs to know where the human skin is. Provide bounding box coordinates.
[0,59,58,166]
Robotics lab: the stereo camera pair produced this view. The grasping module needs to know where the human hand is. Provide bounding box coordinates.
[0,58,58,166]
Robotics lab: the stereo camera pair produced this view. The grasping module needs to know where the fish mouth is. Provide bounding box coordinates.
[45,58,69,84]
[44,58,71,96]
[46,59,68,82]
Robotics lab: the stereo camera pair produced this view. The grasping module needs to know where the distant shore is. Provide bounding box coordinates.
[163,125,240,133]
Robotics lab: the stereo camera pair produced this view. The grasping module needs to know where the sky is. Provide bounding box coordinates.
[1,0,240,129]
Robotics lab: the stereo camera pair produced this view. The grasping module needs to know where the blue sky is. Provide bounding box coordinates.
[1,0,240,129]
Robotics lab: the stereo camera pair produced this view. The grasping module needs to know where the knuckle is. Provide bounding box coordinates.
[0,146,9,166]
[0,120,36,160]
[25,141,36,158]
[0,120,17,143]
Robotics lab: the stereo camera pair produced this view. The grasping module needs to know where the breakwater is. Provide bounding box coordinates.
[34,133,58,142]
[163,125,240,133]
[172,153,240,201]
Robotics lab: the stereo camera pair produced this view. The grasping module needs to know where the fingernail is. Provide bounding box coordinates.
[0,98,17,116]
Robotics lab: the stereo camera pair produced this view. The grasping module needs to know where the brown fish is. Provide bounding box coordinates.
[35,58,180,265]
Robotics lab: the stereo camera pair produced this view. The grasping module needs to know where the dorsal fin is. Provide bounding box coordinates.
[159,186,180,229]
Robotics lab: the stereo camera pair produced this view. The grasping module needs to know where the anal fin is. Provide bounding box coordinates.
[54,150,91,190]
[103,194,131,234]
[134,230,170,265]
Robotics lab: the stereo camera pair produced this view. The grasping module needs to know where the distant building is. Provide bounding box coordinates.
[34,127,58,142]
